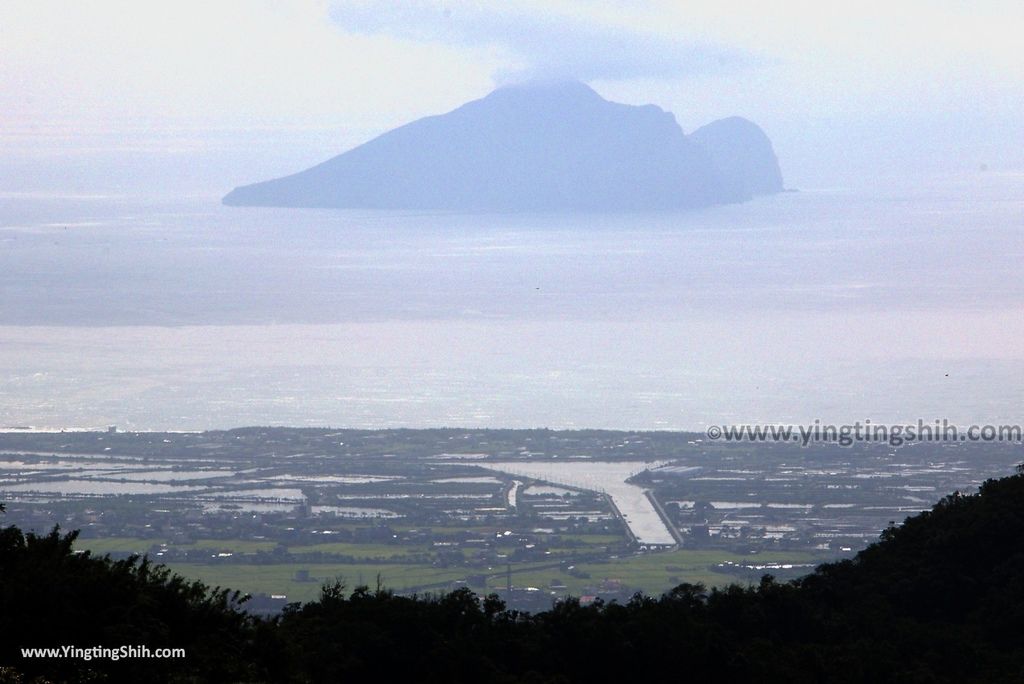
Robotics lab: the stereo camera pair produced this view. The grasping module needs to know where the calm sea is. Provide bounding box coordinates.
[1,172,1022,430]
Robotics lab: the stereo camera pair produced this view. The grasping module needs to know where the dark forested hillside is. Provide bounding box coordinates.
[0,516,269,683]
[4,467,1024,682]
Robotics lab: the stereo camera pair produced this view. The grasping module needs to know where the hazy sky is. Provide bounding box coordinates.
[2,1,1022,193]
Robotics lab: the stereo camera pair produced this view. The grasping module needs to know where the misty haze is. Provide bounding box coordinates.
[2,170,1022,430]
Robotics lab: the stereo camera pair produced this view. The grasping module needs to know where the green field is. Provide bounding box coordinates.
[480,549,822,595]
[77,537,278,555]
[163,550,823,604]
[165,562,473,602]
[75,537,826,604]
[556,534,622,544]
[288,542,428,558]
[75,535,618,560]
[76,537,157,555]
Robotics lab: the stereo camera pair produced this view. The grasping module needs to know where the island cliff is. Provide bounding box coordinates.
[224,81,783,212]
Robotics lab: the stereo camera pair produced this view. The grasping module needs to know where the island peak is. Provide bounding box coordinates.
[223,83,783,212]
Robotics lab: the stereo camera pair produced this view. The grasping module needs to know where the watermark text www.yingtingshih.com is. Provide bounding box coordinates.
[20,645,186,662]
[705,419,1023,448]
